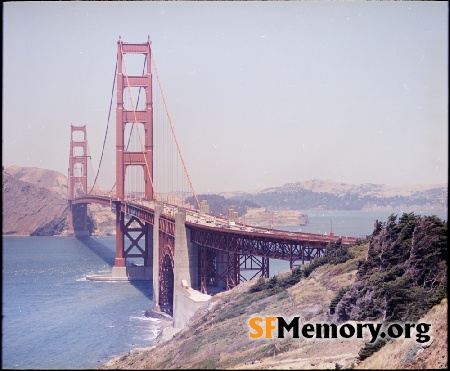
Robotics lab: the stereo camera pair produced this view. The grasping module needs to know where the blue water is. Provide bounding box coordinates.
[2,236,158,370]
[2,209,447,369]
[276,209,447,237]
[268,209,448,276]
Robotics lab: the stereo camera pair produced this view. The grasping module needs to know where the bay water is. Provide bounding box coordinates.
[2,209,446,369]
[269,209,448,275]
[2,236,157,370]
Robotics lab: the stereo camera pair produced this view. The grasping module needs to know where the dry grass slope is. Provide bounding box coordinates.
[99,243,371,370]
[100,239,447,370]
[355,299,447,370]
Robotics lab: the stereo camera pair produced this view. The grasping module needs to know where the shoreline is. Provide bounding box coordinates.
[100,311,180,369]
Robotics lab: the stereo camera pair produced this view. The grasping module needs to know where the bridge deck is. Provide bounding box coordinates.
[71,194,359,255]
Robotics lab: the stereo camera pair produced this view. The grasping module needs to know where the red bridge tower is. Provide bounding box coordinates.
[68,124,89,236]
[114,36,154,269]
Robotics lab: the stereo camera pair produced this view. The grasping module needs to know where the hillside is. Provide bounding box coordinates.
[99,213,447,370]
[356,299,447,369]
[273,179,446,198]
[100,243,368,370]
[2,166,69,236]
[2,165,116,236]
[225,179,448,211]
[3,165,68,197]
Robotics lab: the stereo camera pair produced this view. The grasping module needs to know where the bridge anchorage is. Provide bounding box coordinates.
[68,37,360,327]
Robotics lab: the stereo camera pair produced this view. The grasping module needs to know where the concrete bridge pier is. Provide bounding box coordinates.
[151,206,212,327]
[172,209,210,328]
[68,203,89,237]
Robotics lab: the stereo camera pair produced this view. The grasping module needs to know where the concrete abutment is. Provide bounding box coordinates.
[173,209,211,328]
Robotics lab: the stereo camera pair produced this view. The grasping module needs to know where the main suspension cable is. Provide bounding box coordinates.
[89,52,118,194]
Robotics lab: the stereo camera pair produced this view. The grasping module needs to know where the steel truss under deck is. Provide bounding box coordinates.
[198,246,270,294]
[190,227,328,270]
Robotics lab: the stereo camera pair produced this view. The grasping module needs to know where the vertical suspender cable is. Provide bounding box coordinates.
[149,44,200,209]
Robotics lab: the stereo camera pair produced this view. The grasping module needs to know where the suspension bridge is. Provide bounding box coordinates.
[67,37,359,327]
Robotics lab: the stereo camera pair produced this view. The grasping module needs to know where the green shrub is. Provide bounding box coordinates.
[358,339,388,361]
[329,286,349,315]
[248,266,303,294]
[303,239,354,277]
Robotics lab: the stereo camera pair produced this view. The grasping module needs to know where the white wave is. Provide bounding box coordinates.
[129,316,159,322]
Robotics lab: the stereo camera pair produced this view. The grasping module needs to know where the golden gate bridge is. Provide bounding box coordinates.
[67,37,359,321]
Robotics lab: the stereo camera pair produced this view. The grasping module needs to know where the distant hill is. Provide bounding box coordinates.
[223,179,447,211]
[2,166,447,235]
[2,166,69,236]
[272,179,446,197]
[2,165,115,236]
[3,165,68,197]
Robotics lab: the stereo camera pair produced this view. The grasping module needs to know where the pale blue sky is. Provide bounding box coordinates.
[3,1,448,193]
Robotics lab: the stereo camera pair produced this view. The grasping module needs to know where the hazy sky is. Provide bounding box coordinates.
[3,1,448,194]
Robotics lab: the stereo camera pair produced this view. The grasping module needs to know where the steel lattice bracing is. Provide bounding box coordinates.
[159,244,174,316]
[122,216,149,264]
[189,226,329,269]
[199,246,217,293]
[239,254,269,282]
[198,247,270,293]
[158,216,175,315]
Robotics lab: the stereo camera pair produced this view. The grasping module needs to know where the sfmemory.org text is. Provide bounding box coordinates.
[248,317,431,344]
